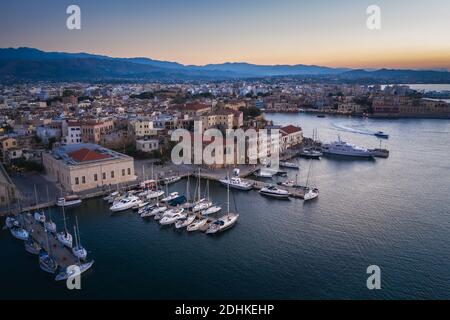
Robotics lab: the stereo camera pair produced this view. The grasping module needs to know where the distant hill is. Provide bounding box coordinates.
[0,47,449,83]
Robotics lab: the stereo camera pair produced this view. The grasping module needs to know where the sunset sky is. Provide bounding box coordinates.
[1,0,449,69]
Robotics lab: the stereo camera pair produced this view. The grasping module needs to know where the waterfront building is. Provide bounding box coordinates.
[42,143,136,193]
[280,125,303,151]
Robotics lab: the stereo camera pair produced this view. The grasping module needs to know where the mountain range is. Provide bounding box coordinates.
[0,47,449,83]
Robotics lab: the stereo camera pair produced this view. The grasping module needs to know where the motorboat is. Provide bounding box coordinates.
[55,260,95,281]
[203,205,222,216]
[192,199,213,213]
[374,131,389,139]
[138,203,155,215]
[34,211,46,224]
[278,180,295,188]
[280,162,300,169]
[57,230,73,248]
[39,251,58,274]
[103,191,119,201]
[299,148,323,159]
[133,201,149,211]
[219,177,253,191]
[260,185,291,199]
[148,205,167,217]
[10,227,29,241]
[5,216,20,229]
[159,208,186,225]
[175,215,196,229]
[206,213,240,234]
[24,238,41,255]
[110,196,142,212]
[254,169,276,179]
[57,195,82,207]
[163,176,182,185]
[186,218,209,232]
[304,188,320,201]
[322,137,373,158]
[161,192,180,203]
[146,190,165,200]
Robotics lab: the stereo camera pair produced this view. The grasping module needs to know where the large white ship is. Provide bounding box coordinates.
[322,137,373,158]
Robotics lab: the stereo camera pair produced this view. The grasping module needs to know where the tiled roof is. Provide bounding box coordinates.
[69,148,112,163]
[280,125,301,135]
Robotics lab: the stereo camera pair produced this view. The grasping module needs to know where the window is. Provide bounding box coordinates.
[82,176,86,184]
[111,171,115,178]
[127,168,131,175]
[94,174,98,182]
[75,177,79,185]
[122,169,125,176]
[102,172,106,180]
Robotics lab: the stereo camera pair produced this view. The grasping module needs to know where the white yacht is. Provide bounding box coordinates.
[206,213,240,234]
[103,191,119,201]
[192,199,213,213]
[72,217,87,261]
[203,205,222,216]
[148,205,167,217]
[304,188,320,201]
[260,185,291,199]
[254,169,277,178]
[186,218,209,232]
[146,190,165,200]
[219,177,253,191]
[39,251,58,274]
[160,208,186,225]
[10,227,29,241]
[163,176,182,185]
[110,196,142,212]
[57,230,73,248]
[161,192,180,203]
[57,195,82,207]
[322,137,373,158]
[175,215,196,229]
[34,211,46,224]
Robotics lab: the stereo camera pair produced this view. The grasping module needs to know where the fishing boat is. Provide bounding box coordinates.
[110,195,142,212]
[175,215,196,229]
[161,192,180,203]
[206,176,240,234]
[280,162,300,169]
[186,218,209,232]
[57,195,82,207]
[39,250,58,274]
[260,185,290,199]
[55,260,95,281]
[24,237,41,255]
[72,217,87,261]
[159,208,186,225]
[57,206,73,248]
[10,227,29,240]
[374,131,389,139]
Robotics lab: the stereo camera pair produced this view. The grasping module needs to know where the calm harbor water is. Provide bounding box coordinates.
[1,113,450,300]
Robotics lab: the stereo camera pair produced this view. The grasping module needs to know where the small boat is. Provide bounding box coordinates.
[203,205,222,216]
[278,180,295,188]
[168,195,187,206]
[186,218,209,232]
[260,185,291,199]
[304,188,320,201]
[161,192,180,203]
[163,176,182,185]
[39,250,58,274]
[175,215,196,229]
[280,162,300,169]
[206,213,240,234]
[138,203,155,215]
[148,205,167,217]
[160,208,186,225]
[299,148,322,159]
[146,190,165,200]
[44,219,57,234]
[103,191,119,201]
[317,114,326,118]
[370,148,390,158]
[374,131,389,139]
[110,196,142,212]
[72,217,87,261]
[25,238,41,255]
[192,199,213,213]
[34,211,46,224]
[10,227,29,240]
[254,169,276,179]
[55,260,95,281]
[57,230,73,248]
[57,195,82,207]
[219,177,253,191]
[5,216,20,229]
[133,201,149,211]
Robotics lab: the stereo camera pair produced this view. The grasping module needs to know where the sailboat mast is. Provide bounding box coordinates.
[62,205,68,233]
[73,225,78,249]
[198,168,201,202]
[227,172,230,214]
[76,216,82,247]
